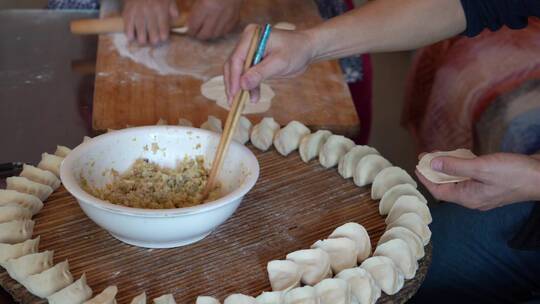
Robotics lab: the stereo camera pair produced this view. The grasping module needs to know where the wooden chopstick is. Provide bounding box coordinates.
[204,26,263,197]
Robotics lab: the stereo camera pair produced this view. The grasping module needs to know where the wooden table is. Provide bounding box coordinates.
[92,0,360,138]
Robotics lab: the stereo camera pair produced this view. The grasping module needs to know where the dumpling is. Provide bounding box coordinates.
[223,294,257,304]
[37,153,64,177]
[299,130,332,162]
[47,274,93,304]
[250,117,280,151]
[379,227,424,260]
[6,176,53,201]
[84,285,117,304]
[201,115,223,133]
[286,248,332,285]
[311,238,357,273]
[0,237,40,266]
[314,278,351,304]
[22,260,74,298]
[336,267,381,304]
[360,256,404,295]
[273,121,310,156]
[255,291,282,304]
[329,222,371,263]
[353,155,391,187]
[197,296,220,304]
[386,195,432,225]
[267,260,302,291]
[178,118,193,127]
[156,118,168,125]
[319,135,355,168]
[20,164,61,190]
[0,189,43,215]
[417,149,476,183]
[379,184,426,215]
[387,212,432,245]
[129,292,146,304]
[371,167,417,199]
[283,286,317,304]
[233,116,252,145]
[54,145,72,158]
[0,220,34,244]
[154,294,176,304]
[4,250,54,282]
[338,146,379,179]
[374,239,417,279]
[0,205,33,223]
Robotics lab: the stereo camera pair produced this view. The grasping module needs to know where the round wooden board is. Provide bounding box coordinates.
[0,147,431,303]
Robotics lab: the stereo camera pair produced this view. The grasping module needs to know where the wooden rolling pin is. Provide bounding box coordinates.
[70,13,187,35]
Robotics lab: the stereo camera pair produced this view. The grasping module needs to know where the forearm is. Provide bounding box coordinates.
[306,0,466,62]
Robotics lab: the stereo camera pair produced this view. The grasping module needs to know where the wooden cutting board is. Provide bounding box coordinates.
[92,0,360,138]
[0,148,430,304]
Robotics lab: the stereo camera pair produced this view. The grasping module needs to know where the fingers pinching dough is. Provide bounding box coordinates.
[417,148,476,183]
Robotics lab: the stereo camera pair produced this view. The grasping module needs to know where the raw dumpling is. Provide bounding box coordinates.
[178,118,193,127]
[353,155,391,187]
[201,115,223,133]
[0,189,43,215]
[267,260,302,291]
[319,135,355,168]
[417,149,476,183]
[387,212,432,245]
[84,285,117,304]
[197,296,220,304]
[311,238,357,273]
[374,239,417,279]
[314,278,351,304]
[273,121,310,156]
[286,248,332,285]
[0,220,34,244]
[233,116,252,144]
[37,152,64,177]
[20,164,61,190]
[250,117,280,151]
[6,176,53,201]
[360,256,404,296]
[4,250,54,282]
[223,294,257,304]
[22,260,74,298]
[338,146,379,179]
[329,222,371,263]
[299,130,332,163]
[154,294,176,304]
[0,237,40,266]
[255,291,282,304]
[371,167,417,199]
[130,292,146,304]
[386,195,432,225]
[0,205,33,223]
[336,267,381,304]
[283,286,317,304]
[54,145,72,158]
[47,274,93,304]
[379,184,426,215]
[379,227,424,260]
[156,118,168,125]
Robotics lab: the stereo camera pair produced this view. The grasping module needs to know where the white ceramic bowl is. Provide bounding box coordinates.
[60,126,259,248]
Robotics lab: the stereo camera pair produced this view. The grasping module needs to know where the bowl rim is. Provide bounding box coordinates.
[60,126,260,217]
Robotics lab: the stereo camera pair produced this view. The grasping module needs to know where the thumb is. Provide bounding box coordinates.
[431,156,480,179]
[240,57,283,91]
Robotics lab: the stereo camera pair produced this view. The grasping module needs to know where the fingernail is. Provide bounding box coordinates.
[431,159,443,171]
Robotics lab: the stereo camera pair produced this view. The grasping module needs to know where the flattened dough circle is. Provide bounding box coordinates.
[416,148,477,183]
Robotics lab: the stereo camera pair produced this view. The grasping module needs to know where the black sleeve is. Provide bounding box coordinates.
[460,0,540,37]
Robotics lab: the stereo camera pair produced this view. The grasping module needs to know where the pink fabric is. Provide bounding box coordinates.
[402,18,540,153]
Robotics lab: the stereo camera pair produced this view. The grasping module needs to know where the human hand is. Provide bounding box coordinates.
[416,153,540,210]
[187,0,243,40]
[123,0,179,45]
[224,24,316,103]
